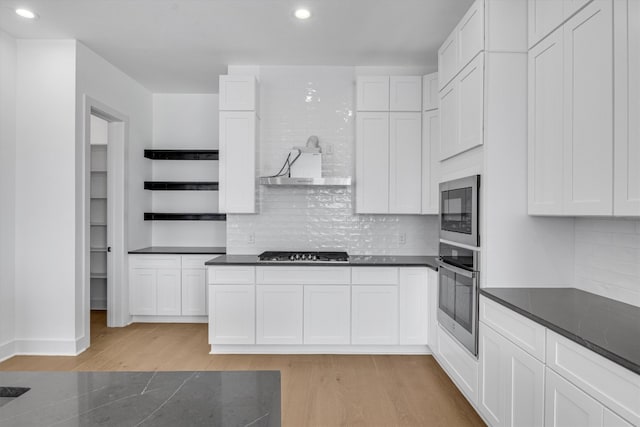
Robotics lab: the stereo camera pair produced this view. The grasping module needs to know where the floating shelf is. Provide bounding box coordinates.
[91,196,107,200]
[90,247,107,252]
[91,273,107,279]
[144,213,227,221]
[90,222,107,226]
[260,177,352,186]
[144,181,219,191]
[144,149,219,160]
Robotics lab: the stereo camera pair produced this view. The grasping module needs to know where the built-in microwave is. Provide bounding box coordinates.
[439,175,480,248]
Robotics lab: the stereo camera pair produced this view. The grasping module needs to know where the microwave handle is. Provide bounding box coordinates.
[436,259,476,279]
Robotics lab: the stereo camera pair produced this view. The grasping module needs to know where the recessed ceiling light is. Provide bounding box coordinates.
[15,8,38,19]
[294,8,311,20]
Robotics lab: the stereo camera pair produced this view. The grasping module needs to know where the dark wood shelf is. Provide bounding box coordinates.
[144,149,219,160]
[144,181,219,191]
[144,213,226,221]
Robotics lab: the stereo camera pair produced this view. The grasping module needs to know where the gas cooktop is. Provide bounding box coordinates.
[257,251,349,263]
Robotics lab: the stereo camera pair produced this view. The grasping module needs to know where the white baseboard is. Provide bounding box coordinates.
[13,338,85,356]
[0,340,16,363]
[131,315,208,324]
[209,344,432,355]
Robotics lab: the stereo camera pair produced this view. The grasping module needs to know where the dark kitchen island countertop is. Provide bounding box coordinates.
[0,370,280,427]
[128,246,226,255]
[481,287,640,375]
[204,255,439,270]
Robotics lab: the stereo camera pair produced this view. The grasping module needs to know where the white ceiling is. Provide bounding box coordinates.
[0,0,473,93]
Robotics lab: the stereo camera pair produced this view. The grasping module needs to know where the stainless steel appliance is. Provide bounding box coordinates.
[440,175,480,247]
[437,241,480,357]
[258,251,349,263]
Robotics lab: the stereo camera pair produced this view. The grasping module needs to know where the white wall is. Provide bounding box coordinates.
[151,94,225,247]
[0,30,17,361]
[76,41,153,343]
[14,40,78,354]
[226,65,439,255]
[574,218,640,307]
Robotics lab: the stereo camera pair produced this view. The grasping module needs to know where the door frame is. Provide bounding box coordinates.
[82,95,129,338]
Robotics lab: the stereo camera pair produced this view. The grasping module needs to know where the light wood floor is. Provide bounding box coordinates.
[0,311,485,426]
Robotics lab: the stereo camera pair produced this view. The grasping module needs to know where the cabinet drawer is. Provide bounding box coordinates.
[546,330,640,426]
[437,325,479,404]
[182,255,218,269]
[207,266,255,284]
[256,267,350,285]
[129,254,181,269]
[479,295,546,362]
[352,267,398,285]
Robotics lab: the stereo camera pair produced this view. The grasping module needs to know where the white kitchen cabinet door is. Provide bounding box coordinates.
[422,110,440,214]
[456,53,484,155]
[389,76,422,112]
[422,73,439,111]
[356,112,390,214]
[130,269,157,316]
[389,112,422,214]
[456,0,484,70]
[545,368,604,427]
[156,269,181,316]
[181,269,206,316]
[427,269,439,355]
[528,28,564,215]
[479,324,545,427]
[564,0,594,20]
[439,80,458,160]
[303,285,350,345]
[603,409,634,427]
[399,268,428,345]
[219,75,257,111]
[356,76,389,111]
[352,285,398,345]
[563,0,613,216]
[614,0,640,216]
[256,285,303,345]
[219,111,257,214]
[209,285,255,345]
[528,0,565,48]
[438,31,458,90]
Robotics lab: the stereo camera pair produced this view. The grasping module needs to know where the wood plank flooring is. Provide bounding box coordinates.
[0,311,485,426]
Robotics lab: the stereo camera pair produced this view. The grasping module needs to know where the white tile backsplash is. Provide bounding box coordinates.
[574,218,640,307]
[226,66,438,255]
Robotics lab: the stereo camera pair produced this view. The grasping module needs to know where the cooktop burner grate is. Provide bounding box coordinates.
[258,251,349,263]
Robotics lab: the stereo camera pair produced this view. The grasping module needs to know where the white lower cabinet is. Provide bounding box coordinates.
[544,368,634,427]
[303,285,350,345]
[156,269,181,316]
[181,269,207,316]
[129,254,212,319]
[479,323,545,427]
[209,284,255,345]
[351,285,399,345]
[256,285,303,344]
[399,268,428,345]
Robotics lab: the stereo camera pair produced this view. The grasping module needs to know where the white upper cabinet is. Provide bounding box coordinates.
[422,73,439,111]
[528,29,564,215]
[219,111,258,214]
[356,112,390,214]
[438,0,484,91]
[389,112,422,214]
[614,0,640,216]
[528,0,594,48]
[219,75,257,111]
[421,110,440,214]
[356,76,390,111]
[456,0,485,70]
[528,0,620,216]
[389,76,422,111]
[439,80,458,161]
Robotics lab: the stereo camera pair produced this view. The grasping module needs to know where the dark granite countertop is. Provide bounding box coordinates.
[0,371,280,426]
[480,288,640,375]
[204,255,438,270]
[128,246,226,255]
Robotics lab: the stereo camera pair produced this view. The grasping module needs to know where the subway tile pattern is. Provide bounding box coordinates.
[227,66,438,255]
[574,218,640,307]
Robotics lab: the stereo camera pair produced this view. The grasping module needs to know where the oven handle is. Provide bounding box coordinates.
[437,259,477,279]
